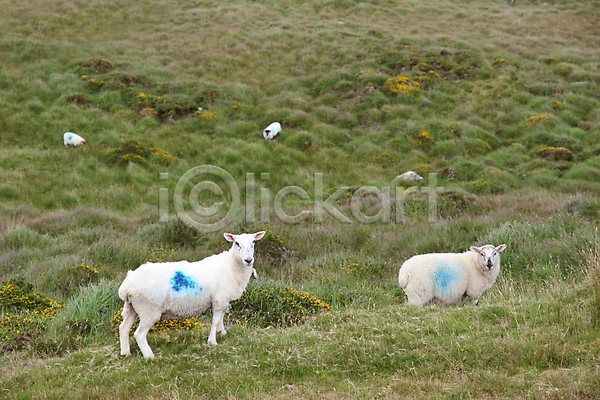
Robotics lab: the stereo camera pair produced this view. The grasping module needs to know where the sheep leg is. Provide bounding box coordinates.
[133,309,162,359]
[216,312,227,336]
[216,304,230,335]
[208,309,225,345]
[458,294,468,307]
[119,301,137,356]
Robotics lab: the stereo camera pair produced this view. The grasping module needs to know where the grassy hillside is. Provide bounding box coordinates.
[1,0,600,398]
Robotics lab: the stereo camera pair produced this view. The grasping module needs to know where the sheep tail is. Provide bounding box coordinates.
[398,270,408,288]
[118,271,132,302]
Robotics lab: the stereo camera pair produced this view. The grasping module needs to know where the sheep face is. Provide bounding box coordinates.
[224,231,266,266]
[470,244,507,270]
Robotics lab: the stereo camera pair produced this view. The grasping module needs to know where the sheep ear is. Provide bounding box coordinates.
[224,233,235,242]
[496,244,507,252]
[253,231,266,241]
[470,246,480,254]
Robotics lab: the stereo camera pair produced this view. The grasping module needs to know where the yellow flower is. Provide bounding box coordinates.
[195,110,218,120]
[415,130,433,145]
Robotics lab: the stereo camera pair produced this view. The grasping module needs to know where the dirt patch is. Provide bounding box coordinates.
[84,57,114,71]
[68,95,90,107]
[2,330,38,352]
[437,168,458,181]
[535,146,574,161]
[156,105,195,121]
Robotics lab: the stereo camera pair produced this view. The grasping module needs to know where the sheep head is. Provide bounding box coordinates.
[224,231,266,267]
[470,244,507,270]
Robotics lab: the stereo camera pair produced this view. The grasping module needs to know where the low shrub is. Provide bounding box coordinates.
[55,263,99,298]
[526,114,555,126]
[437,189,478,218]
[0,277,63,352]
[105,139,174,166]
[384,76,421,96]
[228,282,331,327]
[0,277,62,313]
[535,147,574,161]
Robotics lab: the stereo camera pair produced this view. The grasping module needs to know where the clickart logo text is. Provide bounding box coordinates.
[159,166,443,232]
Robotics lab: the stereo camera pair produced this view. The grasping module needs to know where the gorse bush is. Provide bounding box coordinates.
[105,139,174,166]
[228,282,331,328]
[0,277,63,352]
[384,76,421,96]
[527,114,555,126]
[535,146,574,161]
[0,277,62,313]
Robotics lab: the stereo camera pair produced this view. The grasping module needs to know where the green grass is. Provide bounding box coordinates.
[1,0,600,397]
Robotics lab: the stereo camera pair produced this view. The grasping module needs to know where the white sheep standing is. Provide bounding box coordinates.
[118,231,266,358]
[398,244,507,306]
[263,122,281,140]
[63,132,86,147]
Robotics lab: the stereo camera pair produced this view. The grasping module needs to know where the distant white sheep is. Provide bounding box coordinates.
[263,122,281,140]
[63,132,86,147]
[398,244,507,306]
[118,231,266,358]
[395,171,423,182]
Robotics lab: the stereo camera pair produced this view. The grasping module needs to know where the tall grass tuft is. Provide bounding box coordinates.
[44,279,121,354]
[583,246,600,327]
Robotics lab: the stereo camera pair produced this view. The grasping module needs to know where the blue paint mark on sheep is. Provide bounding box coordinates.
[170,271,199,292]
[434,267,458,294]
[68,135,73,141]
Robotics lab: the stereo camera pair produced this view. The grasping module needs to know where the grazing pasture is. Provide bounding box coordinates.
[1,0,599,398]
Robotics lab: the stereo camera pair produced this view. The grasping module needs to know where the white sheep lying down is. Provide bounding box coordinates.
[118,231,265,358]
[398,244,507,307]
